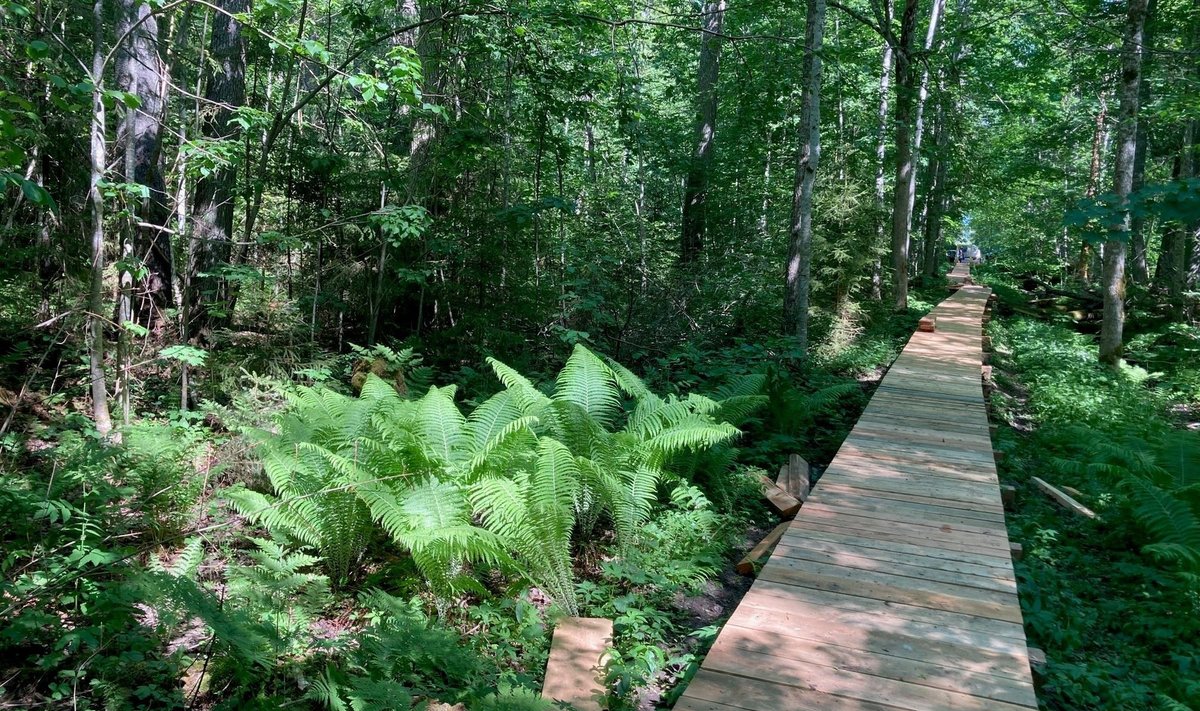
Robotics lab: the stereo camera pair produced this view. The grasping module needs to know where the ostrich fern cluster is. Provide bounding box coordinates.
[228,344,763,612]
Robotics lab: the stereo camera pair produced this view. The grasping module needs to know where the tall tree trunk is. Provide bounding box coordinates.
[905,0,946,244]
[679,0,727,263]
[1076,97,1107,282]
[889,0,920,311]
[186,0,247,339]
[1155,127,1192,309]
[783,0,826,354]
[922,97,948,279]
[116,0,173,328]
[88,0,113,436]
[869,0,894,301]
[1128,0,1157,284]
[1100,0,1149,366]
[408,1,446,208]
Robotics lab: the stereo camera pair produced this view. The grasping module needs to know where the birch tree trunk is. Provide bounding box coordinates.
[1100,0,1149,366]
[869,0,894,301]
[88,0,113,436]
[889,0,920,311]
[679,0,727,263]
[905,0,946,241]
[1128,0,1157,284]
[783,0,826,353]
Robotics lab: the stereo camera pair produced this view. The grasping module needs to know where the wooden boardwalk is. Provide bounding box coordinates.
[675,283,1038,711]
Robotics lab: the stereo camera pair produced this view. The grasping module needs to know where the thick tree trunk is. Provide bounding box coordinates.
[680,0,727,263]
[186,0,247,339]
[783,0,826,354]
[869,0,894,301]
[1100,0,1149,366]
[1128,0,1156,284]
[88,0,113,436]
[889,0,920,311]
[116,0,173,327]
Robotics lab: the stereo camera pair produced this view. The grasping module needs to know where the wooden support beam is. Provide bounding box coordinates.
[981,365,993,383]
[1032,477,1096,519]
[982,335,992,351]
[736,522,791,575]
[1009,542,1024,562]
[1000,484,1016,508]
[542,617,613,711]
[918,315,937,332]
[993,449,1005,464]
[989,423,999,437]
[1028,647,1047,673]
[757,473,802,518]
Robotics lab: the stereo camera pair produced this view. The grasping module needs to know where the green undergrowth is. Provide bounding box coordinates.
[985,314,1200,710]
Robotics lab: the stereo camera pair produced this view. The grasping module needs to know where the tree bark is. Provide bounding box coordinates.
[407,1,446,209]
[680,0,727,263]
[116,0,173,327]
[889,0,920,311]
[1154,127,1192,308]
[922,97,948,279]
[1100,0,1149,366]
[1128,0,1157,284]
[869,0,894,301]
[1076,97,1107,282]
[88,0,114,436]
[783,0,826,354]
[905,0,945,243]
[186,0,247,339]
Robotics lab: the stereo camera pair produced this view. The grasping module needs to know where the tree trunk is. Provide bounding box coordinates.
[1154,127,1192,309]
[1100,0,1149,366]
[186,0,247,339]
[889,0,920,311]
[905,0,946,243]
[1128,0,1157,284]
[116,0,173,327]
[783,0,826,354]
[922,98,948,279]
[679,0,727,263]
[869,0,894,301]
[408,1,446,209]
[1076,97,1107,282]
[88,0,113,436]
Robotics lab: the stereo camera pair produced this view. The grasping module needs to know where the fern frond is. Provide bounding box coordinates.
[1127,477,1200,574]
[415,385,466,465]
[554,344,622,429]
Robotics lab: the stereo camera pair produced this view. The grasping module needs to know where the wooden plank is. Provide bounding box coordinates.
[736,522,790,575]
[743,580,1030,649]
[918,315,937,332]
[788,453,811,500]
[756,473,801,518]
[682,670,900,711]
[771,539,1015,590]
[541,617,612,711]
[778,525,1017,569]
[1031,476,1096,518]
[710,630,1039,708]
[704,637,1035,711]
[757,563,1024,623]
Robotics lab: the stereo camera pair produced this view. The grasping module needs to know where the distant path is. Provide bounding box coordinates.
[675,279,1038,711]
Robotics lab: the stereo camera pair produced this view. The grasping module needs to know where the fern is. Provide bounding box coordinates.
[555,344,623,428]
[1127,477,1200,573]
